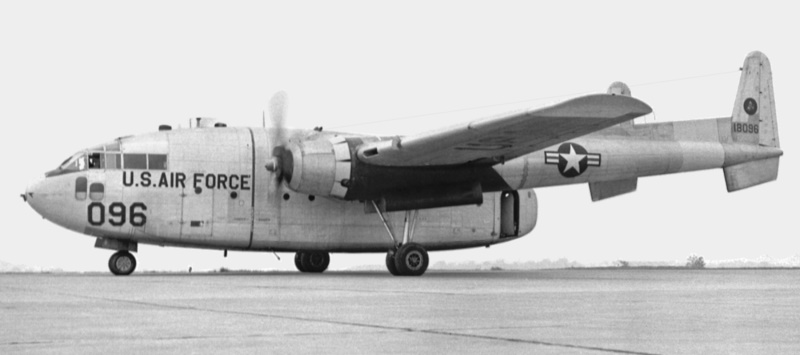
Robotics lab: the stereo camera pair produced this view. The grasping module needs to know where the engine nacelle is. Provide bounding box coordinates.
[285,136,353,198]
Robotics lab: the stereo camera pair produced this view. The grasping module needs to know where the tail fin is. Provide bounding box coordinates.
[730,51,779,148]
[724,51,782,192]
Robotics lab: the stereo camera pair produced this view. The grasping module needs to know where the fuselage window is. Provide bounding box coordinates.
[123,154,147,169]
[148,154,168,170]
[89,182,104,201]
[75,177,87,200]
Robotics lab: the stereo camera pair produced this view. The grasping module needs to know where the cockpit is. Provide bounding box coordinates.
[45,141,116,177]
[44,140,166,178]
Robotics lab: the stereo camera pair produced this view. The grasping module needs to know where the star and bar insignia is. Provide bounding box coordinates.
[545,143,601,178]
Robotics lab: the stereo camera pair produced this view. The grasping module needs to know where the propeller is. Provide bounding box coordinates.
[265,91,293,192]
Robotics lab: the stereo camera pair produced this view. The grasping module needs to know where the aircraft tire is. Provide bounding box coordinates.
[393,243,428,276]
[385,251,400,276]
[294,252,307,272]
[301,251,330,273]
[108,251,136,276]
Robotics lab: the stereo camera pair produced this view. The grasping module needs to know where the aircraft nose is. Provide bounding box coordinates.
[24,179,47,212]
[23,181,38,203]
[24,176,86,232]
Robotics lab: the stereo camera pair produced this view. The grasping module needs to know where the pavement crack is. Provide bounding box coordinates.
[52,291,661,355]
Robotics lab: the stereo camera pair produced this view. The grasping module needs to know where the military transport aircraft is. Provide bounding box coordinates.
[23,51,782,276]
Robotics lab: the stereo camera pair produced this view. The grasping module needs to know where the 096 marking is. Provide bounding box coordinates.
[732,122,759,134]
[88,202,147,227]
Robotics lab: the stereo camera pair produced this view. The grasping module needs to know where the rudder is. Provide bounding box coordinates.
[724,51,782,192]
[730,51,779,148]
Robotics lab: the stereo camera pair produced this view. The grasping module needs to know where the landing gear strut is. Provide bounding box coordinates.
[294,251,330,273]
[372,202,430,276]
[108,251,136,276]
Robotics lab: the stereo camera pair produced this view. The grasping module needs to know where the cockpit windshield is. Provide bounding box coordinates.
[61,152,87,171]
[46,152,87,177]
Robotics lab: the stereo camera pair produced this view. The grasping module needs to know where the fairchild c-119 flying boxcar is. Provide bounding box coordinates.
[24,52,782,276]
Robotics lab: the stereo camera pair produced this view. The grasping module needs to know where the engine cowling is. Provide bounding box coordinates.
[284,136,353,198]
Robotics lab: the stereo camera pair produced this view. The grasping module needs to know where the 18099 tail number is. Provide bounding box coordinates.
[88,202,147,227]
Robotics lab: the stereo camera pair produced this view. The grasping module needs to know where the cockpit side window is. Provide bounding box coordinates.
[105,153,121,169]
[148,154,168,170]
[122,153,166,170]
[88,152,121,170]
[88,153,102,169]
[123,154,147,169]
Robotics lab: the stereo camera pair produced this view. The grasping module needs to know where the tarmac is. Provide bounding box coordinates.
[1,269,799,354]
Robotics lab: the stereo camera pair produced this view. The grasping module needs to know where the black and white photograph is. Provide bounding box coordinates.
[1,1,798,353]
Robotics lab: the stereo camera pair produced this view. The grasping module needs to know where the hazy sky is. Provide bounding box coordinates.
[1,1,797,272]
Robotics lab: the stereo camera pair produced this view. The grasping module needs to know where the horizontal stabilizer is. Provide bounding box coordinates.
[723,157,779,192]
[589,178,638,201]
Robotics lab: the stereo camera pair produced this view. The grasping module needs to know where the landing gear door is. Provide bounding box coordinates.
[181,186,214,239]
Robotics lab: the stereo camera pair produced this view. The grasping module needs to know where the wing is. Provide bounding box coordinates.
[356,94,652,166]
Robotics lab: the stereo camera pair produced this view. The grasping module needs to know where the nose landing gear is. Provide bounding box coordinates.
[108,251,137,276]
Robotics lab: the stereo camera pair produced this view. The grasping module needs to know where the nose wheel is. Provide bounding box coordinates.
[108,251,136,276]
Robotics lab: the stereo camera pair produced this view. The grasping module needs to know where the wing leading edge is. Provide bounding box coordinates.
[357,94,652,167]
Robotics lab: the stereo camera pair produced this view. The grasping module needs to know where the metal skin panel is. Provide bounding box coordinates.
[724,157,780,192]
[26,118,781,252]
[500,115,779,192]
[356,94,652,166]
[23,51,783,258]
[731,51,779,147]
[250,192,524,252]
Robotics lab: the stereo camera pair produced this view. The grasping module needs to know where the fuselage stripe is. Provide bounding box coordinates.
[247,128,256,249]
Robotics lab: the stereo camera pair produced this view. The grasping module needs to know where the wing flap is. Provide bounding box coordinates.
[357,94,652,166]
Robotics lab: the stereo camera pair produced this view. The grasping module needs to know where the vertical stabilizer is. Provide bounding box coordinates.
[731,51,779,148]
[724,51,782,192]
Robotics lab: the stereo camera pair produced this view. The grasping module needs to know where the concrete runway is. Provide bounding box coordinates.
[1,269,799,354]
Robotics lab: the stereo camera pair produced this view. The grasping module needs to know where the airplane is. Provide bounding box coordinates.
[22,51,782,276]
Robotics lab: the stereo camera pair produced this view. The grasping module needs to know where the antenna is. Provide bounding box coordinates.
[263,110,266,128]
[189,118,192,128]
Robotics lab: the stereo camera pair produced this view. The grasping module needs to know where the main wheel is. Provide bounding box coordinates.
[393,243,429,276]
[108,251,136,276]
[300,251,330,273]
[386,251,400,276]
[294,252,307,272]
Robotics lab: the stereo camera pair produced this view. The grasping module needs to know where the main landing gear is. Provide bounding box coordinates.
[108,251,136,276]
[373,202,430,276]
[294,251,330,273]
[386,243,429,276]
